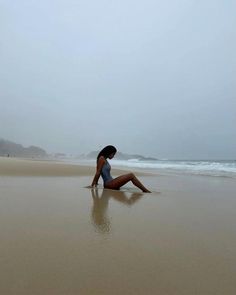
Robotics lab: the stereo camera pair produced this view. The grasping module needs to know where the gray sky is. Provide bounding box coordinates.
[0,0,235,159]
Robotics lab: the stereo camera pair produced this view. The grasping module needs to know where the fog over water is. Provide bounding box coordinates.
[0,0,235,159]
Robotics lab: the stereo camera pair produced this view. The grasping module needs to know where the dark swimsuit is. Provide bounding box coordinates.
[101,161,113,186]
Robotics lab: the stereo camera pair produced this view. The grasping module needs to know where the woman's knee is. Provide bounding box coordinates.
[128,172,135,179]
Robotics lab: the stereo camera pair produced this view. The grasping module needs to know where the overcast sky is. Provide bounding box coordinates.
[0,0,235,159]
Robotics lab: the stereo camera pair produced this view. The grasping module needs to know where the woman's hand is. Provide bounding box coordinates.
[85,184,97,189]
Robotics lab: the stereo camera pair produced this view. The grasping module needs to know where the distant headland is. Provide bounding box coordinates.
[0,139,47,158]
[0,139,158,161]
[81,150,158,161]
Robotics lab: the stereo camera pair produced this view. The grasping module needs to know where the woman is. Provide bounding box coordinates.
[91,145,151,193]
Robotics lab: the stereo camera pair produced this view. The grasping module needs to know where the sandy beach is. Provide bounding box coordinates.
[0,157,236,295]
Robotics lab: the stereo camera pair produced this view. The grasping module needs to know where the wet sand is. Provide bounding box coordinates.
[0,157,236,294]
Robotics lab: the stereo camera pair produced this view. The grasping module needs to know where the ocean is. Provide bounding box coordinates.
[109,159,236,178]
[62,157,236,178]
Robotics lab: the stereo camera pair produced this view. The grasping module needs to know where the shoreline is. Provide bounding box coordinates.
[0,156,150,177]
[1,156,236,181]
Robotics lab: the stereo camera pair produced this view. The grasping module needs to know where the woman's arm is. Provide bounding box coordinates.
[91,156,106,187]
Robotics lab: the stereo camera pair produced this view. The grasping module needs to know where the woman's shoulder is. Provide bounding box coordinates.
[97,156,106,164]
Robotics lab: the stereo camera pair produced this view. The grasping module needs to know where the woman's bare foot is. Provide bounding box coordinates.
[143,189,151,193]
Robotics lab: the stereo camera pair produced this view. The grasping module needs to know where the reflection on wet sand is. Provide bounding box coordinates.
[90,188,144,234]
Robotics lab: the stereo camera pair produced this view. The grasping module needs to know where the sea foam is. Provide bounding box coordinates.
[110,159,236,178]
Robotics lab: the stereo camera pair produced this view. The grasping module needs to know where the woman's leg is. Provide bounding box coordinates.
[105,173,151,192]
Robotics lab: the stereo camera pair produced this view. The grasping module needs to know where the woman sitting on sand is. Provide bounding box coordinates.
[91,145,151,193]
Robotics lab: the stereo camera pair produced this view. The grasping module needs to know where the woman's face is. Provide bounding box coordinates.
[108,152,116,159]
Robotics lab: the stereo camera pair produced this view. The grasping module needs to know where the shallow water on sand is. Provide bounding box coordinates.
[0,175,236,294]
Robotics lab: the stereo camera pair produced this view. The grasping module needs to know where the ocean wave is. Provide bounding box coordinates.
[111,159,236,178]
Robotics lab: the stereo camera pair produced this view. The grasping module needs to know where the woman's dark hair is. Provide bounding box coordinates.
[97,145,117,161]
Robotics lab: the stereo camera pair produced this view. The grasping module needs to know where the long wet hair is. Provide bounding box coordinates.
[97,145,117,161]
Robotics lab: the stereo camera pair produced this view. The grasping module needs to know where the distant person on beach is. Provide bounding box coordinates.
[91,145,151,193]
